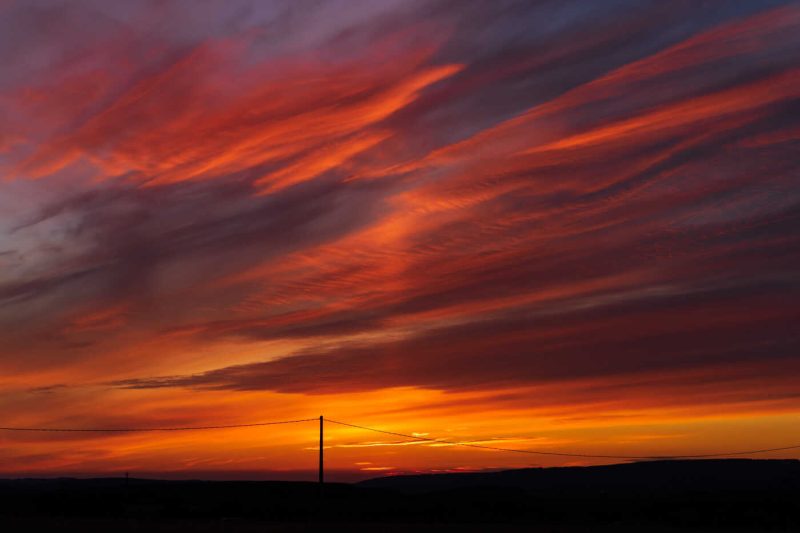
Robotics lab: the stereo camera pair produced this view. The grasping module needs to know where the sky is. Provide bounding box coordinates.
[0,0,799,481]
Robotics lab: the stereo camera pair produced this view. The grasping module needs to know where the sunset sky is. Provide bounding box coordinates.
[1,0,799,481]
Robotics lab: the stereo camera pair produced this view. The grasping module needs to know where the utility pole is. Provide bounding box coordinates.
[319,415,324,486]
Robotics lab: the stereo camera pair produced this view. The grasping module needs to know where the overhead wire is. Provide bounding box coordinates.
[325,418,800,460]
[0,416,798,459]
[0,418,318,432]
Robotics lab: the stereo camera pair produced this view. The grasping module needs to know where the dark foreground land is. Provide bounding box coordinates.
[1,459,798,531]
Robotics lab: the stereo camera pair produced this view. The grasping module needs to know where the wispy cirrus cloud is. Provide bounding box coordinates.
[0,0,799,476]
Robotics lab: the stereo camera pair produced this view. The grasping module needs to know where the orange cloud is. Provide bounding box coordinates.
[1,2,799,479]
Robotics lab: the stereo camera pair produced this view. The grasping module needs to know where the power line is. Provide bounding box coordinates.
[325,419,800,460]
[326,419,660,459]
[1,416,798,459]
[0,418,317,432]
[655,444,800,459]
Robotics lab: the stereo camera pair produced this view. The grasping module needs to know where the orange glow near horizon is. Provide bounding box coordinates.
[0,2,799,480]
[2,384,799,480]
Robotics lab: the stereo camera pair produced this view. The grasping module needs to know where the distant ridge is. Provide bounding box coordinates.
[1,459,799,529]
[359,458,800,493]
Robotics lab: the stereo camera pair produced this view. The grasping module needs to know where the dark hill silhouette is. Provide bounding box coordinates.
[1,460,798,530]
[359,458,800,493]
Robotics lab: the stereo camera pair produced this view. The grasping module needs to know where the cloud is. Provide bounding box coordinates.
[115,275,800,396]
[100,4,800,406]
[0,1,799,476]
